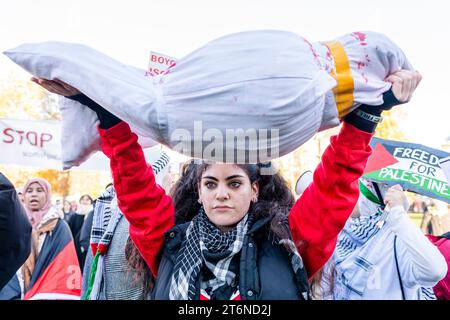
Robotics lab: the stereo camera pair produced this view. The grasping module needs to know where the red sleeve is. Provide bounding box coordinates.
[98,122,174,277]
[289,122,373,279]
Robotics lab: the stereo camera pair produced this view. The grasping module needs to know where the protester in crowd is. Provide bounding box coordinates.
[0,173,32,294]
[320,180,447,300]
[409,195,426,213]
[426,231,450,300]
[80,186,116,256]
[78,185,115,260]
[70,200,78,213]
[62,200,74,223]
[82,150,171,300]
[0,178,81,300]
[78,210,94,265]
[16,188,25,204]
[421,199,436,234]
[34,58,420,299]
[68,194,94,271]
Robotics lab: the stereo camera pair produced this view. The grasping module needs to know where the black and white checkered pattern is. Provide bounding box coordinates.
[169,208,250,300]
[151,152,170,177]
[90,186,122,250]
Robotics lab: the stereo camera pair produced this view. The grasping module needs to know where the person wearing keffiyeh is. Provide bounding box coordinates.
[33,54,421,300]
[320,178,447,300]
[82,147,172,300]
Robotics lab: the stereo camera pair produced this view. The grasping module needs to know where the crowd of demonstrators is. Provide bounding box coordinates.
[2,29,449,301]
[0,178,81,300]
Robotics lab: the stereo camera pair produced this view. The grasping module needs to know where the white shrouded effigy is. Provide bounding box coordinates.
[4,30,412,168]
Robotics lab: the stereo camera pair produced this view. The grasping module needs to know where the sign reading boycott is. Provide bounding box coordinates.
[147,51,177,76]
[363,137,450,203]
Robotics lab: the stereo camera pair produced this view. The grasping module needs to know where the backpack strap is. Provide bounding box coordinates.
[394,235,406,300]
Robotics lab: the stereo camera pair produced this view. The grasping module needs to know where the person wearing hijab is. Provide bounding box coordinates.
[0,173,32,295]
[0,178,81,300]
[320,179,447,300]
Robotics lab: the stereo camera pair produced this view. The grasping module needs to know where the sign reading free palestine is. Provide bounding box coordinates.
[363,137,450,203]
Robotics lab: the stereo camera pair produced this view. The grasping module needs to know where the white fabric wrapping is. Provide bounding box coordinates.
[4,30,412,167]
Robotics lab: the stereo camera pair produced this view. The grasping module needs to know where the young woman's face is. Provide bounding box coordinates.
[79,195,92,205]
[24,182,47,211]
[198,164,258,232]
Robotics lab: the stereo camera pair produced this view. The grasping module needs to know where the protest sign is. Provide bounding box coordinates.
[0,118,61,168]
[0,118,163,171]
[440,156,450,185]
[363,137,450,203]
[147,51,177,76]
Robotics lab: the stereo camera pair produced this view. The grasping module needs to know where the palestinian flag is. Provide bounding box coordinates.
[363,137,450,203]
[24,219,81,300]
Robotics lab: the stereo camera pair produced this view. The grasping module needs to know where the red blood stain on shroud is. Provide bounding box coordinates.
[357,61,367,69]
[361,73,369,83]
[352,32,367,42]
[326,49,333,61]
[303,38,322,67]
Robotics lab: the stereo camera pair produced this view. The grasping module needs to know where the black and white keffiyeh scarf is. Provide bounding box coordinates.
[84,186,123,300]
[169,208,309,300]
[90,186,123,255]
[169,208,252,300]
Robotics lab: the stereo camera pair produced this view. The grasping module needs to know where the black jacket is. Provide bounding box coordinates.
[68,213,89,271]
[0,173,32,289]
[151,216,309,300]
[79,210,94,253]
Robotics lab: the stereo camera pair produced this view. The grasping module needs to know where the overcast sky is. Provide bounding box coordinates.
[1,0,449,148]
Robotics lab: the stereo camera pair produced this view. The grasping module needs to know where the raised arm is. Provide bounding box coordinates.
[289,122,372,279]
[60,88,174,278]
[289,67,421,279]
[98,121,174,277]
